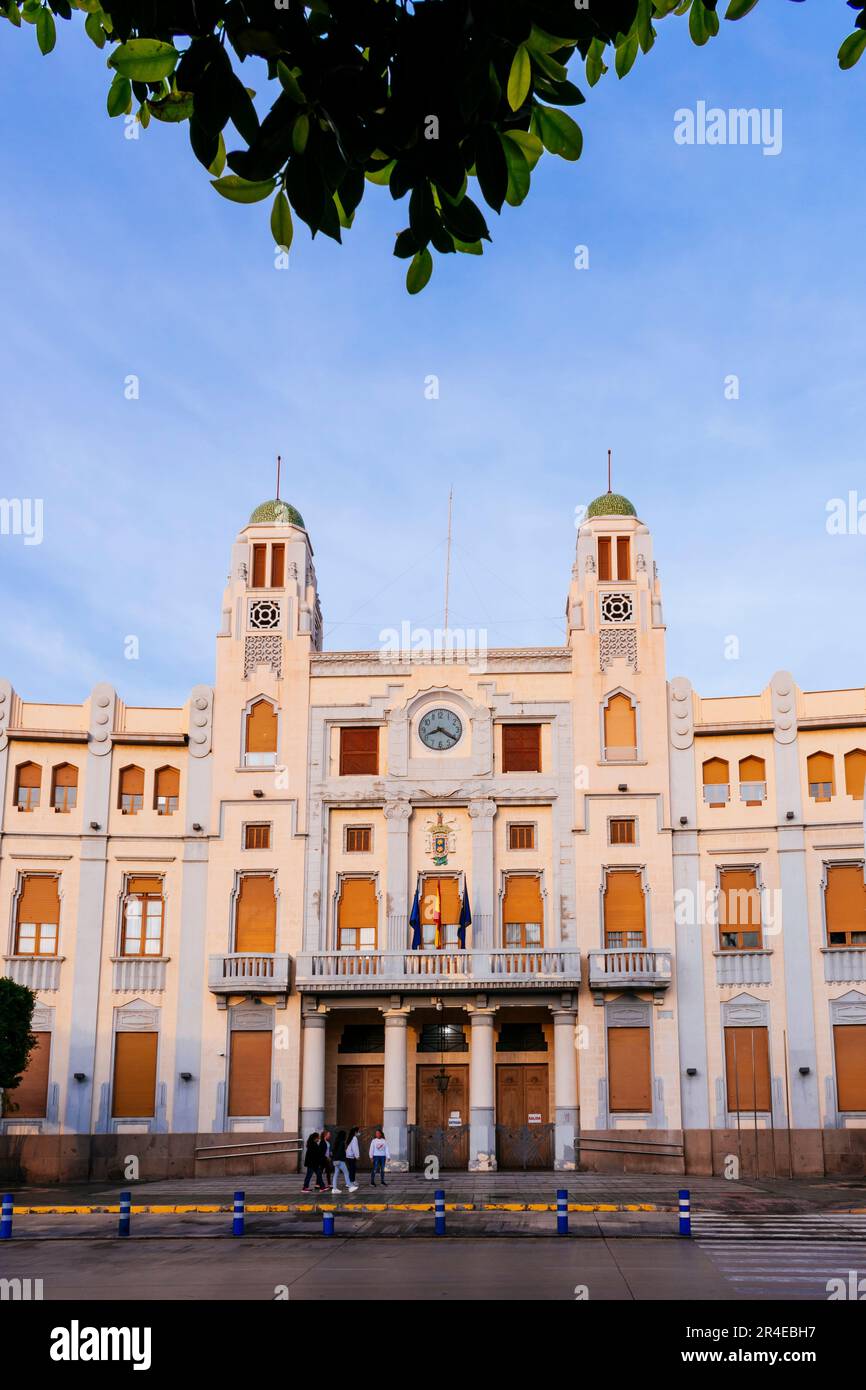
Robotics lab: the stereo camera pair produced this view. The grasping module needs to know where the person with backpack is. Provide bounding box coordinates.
[345,1127,360,1184]
[301,1132,326,1193]
[369,1128,390,1186]
[331,1129,358,1194]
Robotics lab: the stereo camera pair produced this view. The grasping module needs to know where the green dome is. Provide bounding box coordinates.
[249,499,305,528]
[586,491,637,519]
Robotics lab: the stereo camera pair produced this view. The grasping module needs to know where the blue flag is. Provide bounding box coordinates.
[458,886,472,950]
[409,886,422,949]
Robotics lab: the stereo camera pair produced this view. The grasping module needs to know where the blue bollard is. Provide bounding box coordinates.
[679,1188,691,1237]
[233,1190,245,1237]
[434,1189,446,1237]
[118,1191,131,1238]
[557,1189,569,1236]
[0,1194,12,1240]
[322,1212,335,1237]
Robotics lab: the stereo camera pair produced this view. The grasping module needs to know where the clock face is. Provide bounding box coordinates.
[418,707,463,751]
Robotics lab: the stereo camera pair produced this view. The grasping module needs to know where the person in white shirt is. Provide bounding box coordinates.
[345,1127,361,1185]
[369,1128,390,1187]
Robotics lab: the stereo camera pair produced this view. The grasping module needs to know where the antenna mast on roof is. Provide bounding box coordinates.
[276,454,282,501]
[607,448,612,493]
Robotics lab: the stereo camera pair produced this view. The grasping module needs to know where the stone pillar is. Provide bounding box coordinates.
[300,1012,327,1135]
[552,1008,578,1170]
[468,1009,497,1171]
[382,1010,409,1170]
[384,800,412,951]
[468,798,497,950]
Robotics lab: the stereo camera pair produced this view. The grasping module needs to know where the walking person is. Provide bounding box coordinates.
[369,1128,390,1187]
[302,1132,327,1193]
[331,1130,358,1194]
[320,1128,334,1187]
[345,1126,360,1185]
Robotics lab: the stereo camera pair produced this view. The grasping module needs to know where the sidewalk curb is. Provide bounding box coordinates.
[10,1200,665,1216]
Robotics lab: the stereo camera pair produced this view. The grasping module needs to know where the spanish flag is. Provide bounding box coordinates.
[431,879,442,950]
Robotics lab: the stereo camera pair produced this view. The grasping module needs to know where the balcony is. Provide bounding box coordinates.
[208,952,292,1003]
[2,956,63,992]
[295,948,581,993]
[588,948,672,994]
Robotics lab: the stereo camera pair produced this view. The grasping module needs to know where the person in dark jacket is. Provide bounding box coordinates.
[302,1132,327,1193]
[320,1128,334,1185]
[331,1130,358,1193]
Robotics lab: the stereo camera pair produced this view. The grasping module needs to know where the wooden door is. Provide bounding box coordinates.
[416,1066,469,1169]
[834,1025,866,1112]
[337,1065,384,1168]
[496,1063,551,1169]
[12,1032,51,1118]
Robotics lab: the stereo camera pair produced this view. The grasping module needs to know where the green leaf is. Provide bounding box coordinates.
[534,105,583,161]
[526,26,576,56]
[615,30,639,78]
[502,128,543,171]
[148,90,194,123]
[585,38,608,87]
[500,135,531,206]
[725,0,760,17]
[689,1,719,46]
[36,5,55,54]
[107,72,131,118]
[507,44,532,111]
[406,247,433,294]
[108,38,180,84]
[838,30,866,70]
[365,160,395,186]
[270,191,294,249]
[210,174,276,204]
[4,3,22,28]
[209,132,226,177]
[276,61,305,103]
[292,112,310,154]
[84,11,105,47]
[453,238,483,256]
[137,102,150,130]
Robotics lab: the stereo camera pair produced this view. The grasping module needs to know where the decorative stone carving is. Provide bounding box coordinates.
[770,669,797,745]
[830,990,866,1024]
[88,683,115,756]
[468,798,497,821]
[188,685,214,758]
[668,676,694,750]
[244,634,283,679]
[585,554,596,574]
[600,627,638,671]
[238,562,248,581]
[249,599,281,630]
[600,592,634,623]
[721,992,769,1026]
[115,999,159,1031]
[0,677,12,751]
[383,799,413,821]
[636,552,647,573]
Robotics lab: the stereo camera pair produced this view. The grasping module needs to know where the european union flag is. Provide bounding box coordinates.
[409,886,422,949]
[458,886,472,950]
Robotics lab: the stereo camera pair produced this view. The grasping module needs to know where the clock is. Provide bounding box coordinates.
[418,707,463,751]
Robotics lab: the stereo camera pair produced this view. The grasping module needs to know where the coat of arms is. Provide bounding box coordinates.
[425,811,457,866]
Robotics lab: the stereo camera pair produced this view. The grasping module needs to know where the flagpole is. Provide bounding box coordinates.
[444,487,453,630]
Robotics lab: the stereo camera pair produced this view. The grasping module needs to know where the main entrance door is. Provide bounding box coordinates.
[336,1065,384,1169]
[415,1066,469,1169]
[496,1063,552,1169]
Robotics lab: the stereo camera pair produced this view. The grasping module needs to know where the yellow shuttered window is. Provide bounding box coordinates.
[718,869,762,950]
[112,1032,158,1118]
[603,695,637,761]
[228,1031,273,1117]
[702,757,730,808]
[807,751,834,802]
[245,700,278,764]
[338,877,378,950]
[502,875,543,948]
[235,875,277,953]
[608,1027,652,1113]
[603,870,645,948]
[119,765,144,814]
[834,1026,866,1112]
[738,754,766,805]
[844,749,866,802]
[825,864,866,947]
[15,875,60,955]
[154,766,179,815]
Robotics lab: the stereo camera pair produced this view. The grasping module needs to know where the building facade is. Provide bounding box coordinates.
[2,493,866,1181]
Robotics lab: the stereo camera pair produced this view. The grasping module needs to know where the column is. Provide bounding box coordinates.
[552,1008,578,1171]
[299,1012,327,1135]
[468,798,497,950]
[468,1008,497,1171]
[382,1010,409,1170]
[384,800,412,951]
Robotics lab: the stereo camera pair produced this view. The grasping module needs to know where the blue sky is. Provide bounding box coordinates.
[1,4,864,706]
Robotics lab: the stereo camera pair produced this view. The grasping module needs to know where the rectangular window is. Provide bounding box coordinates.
[338,877,378,950]
[718,869,763,951]
[501,724,542,773]
[508,822,536,851]
[345,825,372,853]
[825,864,866,947]
[243,823,271,850]
[724,1026,770,1112]
[228,1030,273,1117]
[420,876,462,948]
[616,536,631,581]
[834,1025,866,1112]
[270,543,285,588]
[502,875,543,949]
[597,536,612,581]
[12,1032,51,1118]
[235,875,277,953]
[15,875,60,956]
[608,1027,652,1113]
[339,727,379,776]
[121,877,164,957]
[603,870,645,949]
[112,1031,158,1119]
[251,543,267,588]
[609,818,636,846]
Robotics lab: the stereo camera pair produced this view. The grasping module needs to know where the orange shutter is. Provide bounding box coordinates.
[501,724,541,773]
[702,758,729,785]
[844,749,866,801]
[270,544,285,588]
[807,751,834,789]
[340,727,379,775]
[17,875,60,925]
[834,1025,866,1112]
[155,767,179,799]
[616,536,631,580]
[825,865,866,932]
[421,877,461,924]
[719,869,761,928]
[246,700,278,754]
[502,875,543,924]
[251,544,267,587]
[228,1031,273,1117]
[17,762,41,789]
[739,755,765,782]
[604,695,636,751]
[608,1028,652,1112]
[112,1032,158,1118]
[53,763,78,788]
[127,876,163,896]
[12,1032,51,1118]
[120,766,144,796]
[603,871,645,939]
[236,876,277,952]
[597,536,612,581]
[724,1027,770,1112]
[339,878,378,930]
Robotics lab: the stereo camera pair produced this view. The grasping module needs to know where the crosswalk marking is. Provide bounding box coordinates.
[693,1215,866,1298]
[693,1214,866,1241]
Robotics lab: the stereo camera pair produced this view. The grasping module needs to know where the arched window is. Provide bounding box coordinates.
[154,766,179,815]
[702,758,730,808]
[119,765,144,814]
[244,699,278,767]
[807,751,834,803]
[603,693,637,762]
[14,762,41,812]
[844,749,866,802]
[51,763,78,813]
[738,755,766,806]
